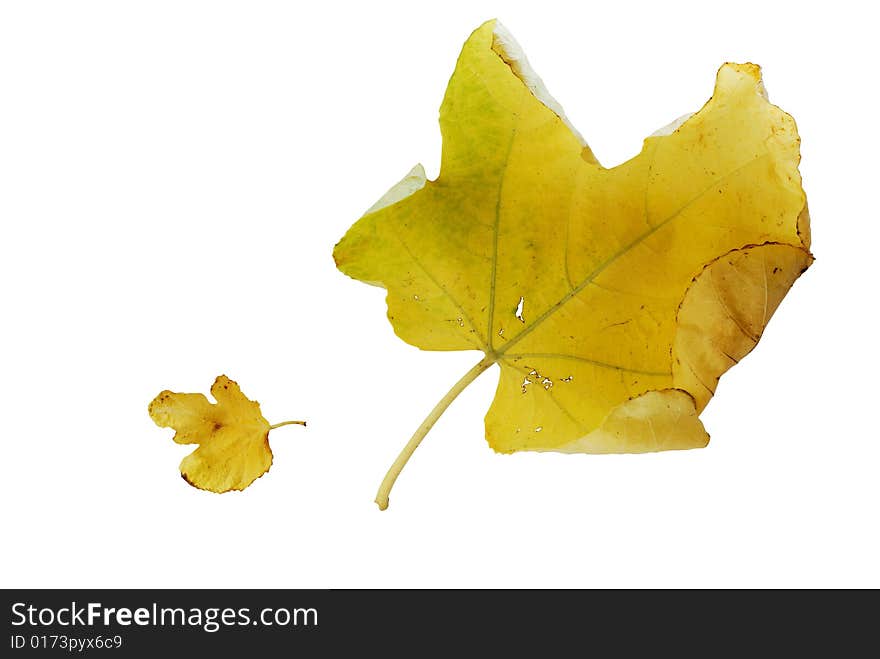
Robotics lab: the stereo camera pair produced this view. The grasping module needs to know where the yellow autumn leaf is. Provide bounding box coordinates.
[148,375,305,493]
[334,20,812,509]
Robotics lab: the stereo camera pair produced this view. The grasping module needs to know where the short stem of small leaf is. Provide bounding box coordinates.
[375,355,495,511]
[269,420,307,430]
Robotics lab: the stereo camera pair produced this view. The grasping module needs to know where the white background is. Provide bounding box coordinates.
[2,0,877,588]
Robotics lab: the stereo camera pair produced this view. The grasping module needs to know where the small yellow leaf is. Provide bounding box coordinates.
[148,375,304,493]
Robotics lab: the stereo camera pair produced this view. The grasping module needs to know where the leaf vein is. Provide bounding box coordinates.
[507,352,671,377]
[486,126,519,351]
[497,152,771,355]
[393,229,488,350]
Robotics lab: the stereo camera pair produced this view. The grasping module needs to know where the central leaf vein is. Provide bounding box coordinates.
[494,152,771,356]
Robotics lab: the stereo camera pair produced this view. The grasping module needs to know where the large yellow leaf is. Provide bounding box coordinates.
[334,20,812,508]
[148,375,305,493]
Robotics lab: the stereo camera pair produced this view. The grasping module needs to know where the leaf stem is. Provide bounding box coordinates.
[375,355,495,510]
[269,420,307,430]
